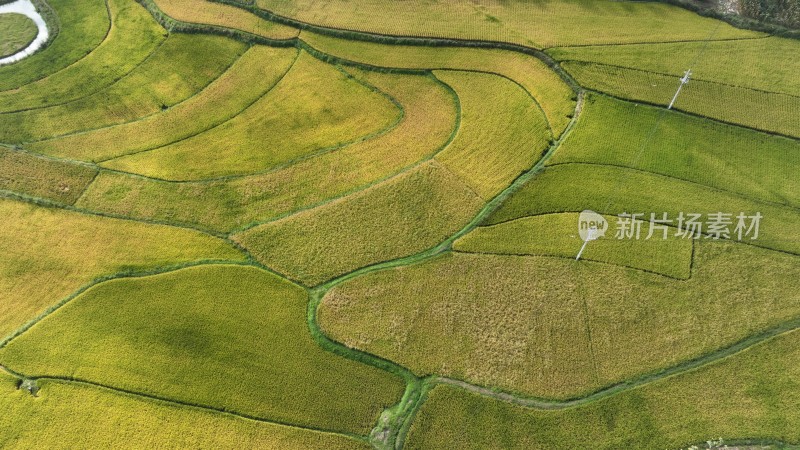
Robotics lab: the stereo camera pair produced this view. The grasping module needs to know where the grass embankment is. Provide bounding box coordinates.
[0,0,109,90]
[0,372,368,449]
[233,161,484,286]
[0,13,37,59]
[28,45,298,162]
[320,244,800,400]
[152,0,298,40]
[406,327,800,449]
[561,61,800,138]
[257,0,757,47]
[548,94,800,208]
[0,0,164,112]
[101,51,401,180]
[0,265,406,435]
[301,31,574,136]
[0,34,246,143]
[0,198,244,341]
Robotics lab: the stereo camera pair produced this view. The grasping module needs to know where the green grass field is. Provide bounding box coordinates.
[0,13,37,59]
[406,327,800,449]
[0,264,405,435]
[0,374,369,449]
[1,0,798,446]
[101,51,400,180]
[74,69,458,232]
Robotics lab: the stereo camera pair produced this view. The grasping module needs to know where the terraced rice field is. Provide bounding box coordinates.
[0,0,798,448]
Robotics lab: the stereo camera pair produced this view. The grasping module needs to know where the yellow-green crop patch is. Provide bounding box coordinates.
[562,61,800,138]
[301,31,575,136]
[486,164,800,255]
[233,161,484,286]
[29,45,299,162]
[153,0,299,40]
[548,36,800,97]
[407,327,800,449]
[320,244,800,400]
[550,94,800,208]
[75,69,458,232]
[0,373,368,449]
[0,198,244,341]
[0,264,405,435]
[0,0,165,112]
[102,51,401,180]
[0,34,247,143]
[0,13,37,59]
[433,70,550,200]
[0,0,109,90]
[258,0,758,47]
[454,213,693,279]
[0,147,97,204]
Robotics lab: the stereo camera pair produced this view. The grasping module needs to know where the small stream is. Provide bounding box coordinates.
[0,0,49,66]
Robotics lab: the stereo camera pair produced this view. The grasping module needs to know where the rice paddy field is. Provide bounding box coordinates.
[0,0,798,448]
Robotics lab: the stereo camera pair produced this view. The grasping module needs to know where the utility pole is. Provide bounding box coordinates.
[668,69,692,110]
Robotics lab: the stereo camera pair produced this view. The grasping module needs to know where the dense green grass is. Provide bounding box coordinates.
[454,212,693,279]
[28,45,299,162]
[548,36,800,96]
[0,0,109,91]
[102,51,400,180]
[0,198,244,341]
[0,13,37,59]
[258,0,757,47]
[234,161,483,286]
[0,34,246,143]
[0,0,165,112]
[0,264,406,435]
[321,244,800,400]
[433,70,550,200]
[0,373,368,449]
[486,164,800,255]
[549,94,800,208]
[0,147,97,204]
[407,327,800,449]
[152,0,299,39]
[562,61,800,138]
[76,69,458,232]
[301,31,575,136]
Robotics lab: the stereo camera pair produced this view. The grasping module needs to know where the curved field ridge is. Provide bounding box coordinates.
[0,372,369,449]
[256,0,759,47]
[28,45,300,162]
[76,69,458,232]
[0,0,109,91]
[406,327,800,449]
[0,198,245,342]
[0,0,163,112]
[0,146,97,204]
[102,51,401,180]
[0,264,405,435]
[320,244,800,400]
[0,9,41,62]
[152,0,298,40]
[301,31,575,137]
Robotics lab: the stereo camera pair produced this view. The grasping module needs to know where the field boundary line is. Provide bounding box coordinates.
[428,318,800,410]
[542,34,771,50]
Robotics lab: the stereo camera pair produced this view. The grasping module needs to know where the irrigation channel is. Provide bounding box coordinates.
[0,0,48,66]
